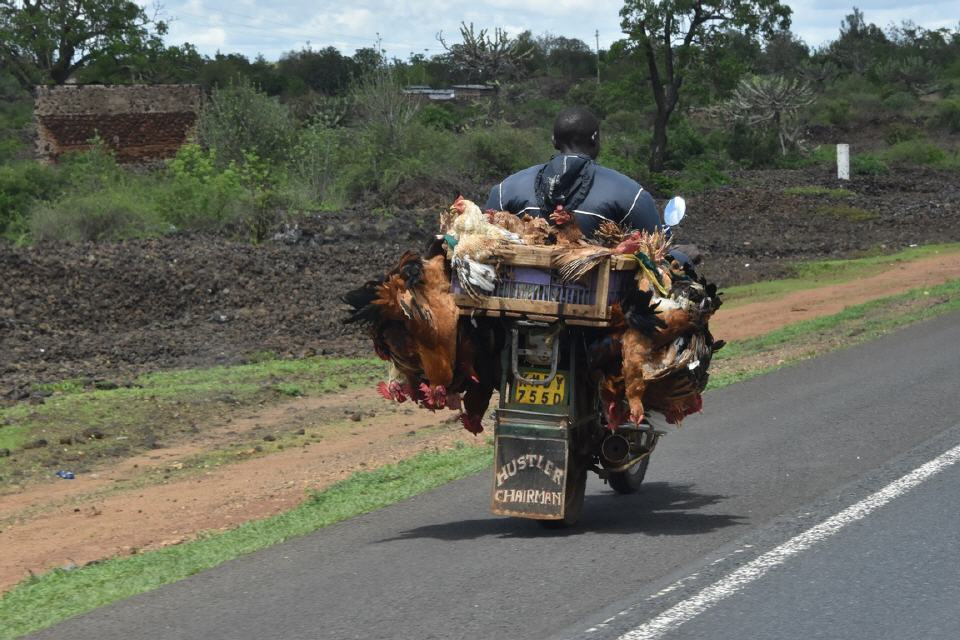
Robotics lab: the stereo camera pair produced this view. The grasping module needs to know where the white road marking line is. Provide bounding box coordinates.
[618,441,960,640]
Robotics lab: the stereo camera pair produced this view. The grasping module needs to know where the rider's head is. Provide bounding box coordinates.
[552,106,601,159]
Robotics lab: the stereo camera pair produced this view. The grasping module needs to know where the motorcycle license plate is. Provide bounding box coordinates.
[514,371,566,406]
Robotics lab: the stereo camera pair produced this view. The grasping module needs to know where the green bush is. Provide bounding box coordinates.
[881,91,916,113]
[418,104,459,131]
[651,157,728,196]
[29,188,166,243]
[884,123,922,145]
[197,80,295,167]
[160,143,249,232]
[935,99,960,133]
[726,123,779,168]
[852,154,889,175]
[464,125,548,178]
[598,130,649,181]
[883,139,946,166]
[290,122,348,205]
[811,98,852,127]
[663,119,706,170]
[0,162,62,237]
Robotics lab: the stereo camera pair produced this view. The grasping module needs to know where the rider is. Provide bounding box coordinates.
[484,106,660,236]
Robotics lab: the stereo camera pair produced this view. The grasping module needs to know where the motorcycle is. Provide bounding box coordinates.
[464,198,689,526]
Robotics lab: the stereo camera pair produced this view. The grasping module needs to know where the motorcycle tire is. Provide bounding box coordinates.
[607,456,650,495]
[538,457,587,528]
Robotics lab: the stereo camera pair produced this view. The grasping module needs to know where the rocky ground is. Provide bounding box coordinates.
[2,165,959,392]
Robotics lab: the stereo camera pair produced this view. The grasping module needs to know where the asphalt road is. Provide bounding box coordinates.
[30,312,960,640]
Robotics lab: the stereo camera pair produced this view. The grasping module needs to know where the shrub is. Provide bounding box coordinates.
[881,92,916,113]
[663,119,706,170]
[884,123,922,146]
[935,99,960,133]
[726,123,779,168]
[852,154,889,175]
[160,143,249,232]
[811,98,851,127]
[197,80,295,167]
[29,188,166,243]
[883,139,946,166]
[598,131,649,181]
[290,122,348,205]
[651,157,728,196]
[0,162,62,237]
[603,110,648,137]
[418,104,459,131]
[464,125,548,179]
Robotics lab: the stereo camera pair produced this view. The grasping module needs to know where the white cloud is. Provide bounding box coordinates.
[162,0,958,59]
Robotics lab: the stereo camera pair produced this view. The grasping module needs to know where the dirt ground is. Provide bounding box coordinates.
[3,251,960,591]
[3,165,959,394]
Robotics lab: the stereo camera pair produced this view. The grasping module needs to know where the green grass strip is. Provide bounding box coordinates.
[722,243,960,307]
[0,442,492,639]
[3,279,959,638]
[709,278,960,388]
[0,356,382,459]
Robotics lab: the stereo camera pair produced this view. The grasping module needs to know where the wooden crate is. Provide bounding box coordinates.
[453,245,637,327]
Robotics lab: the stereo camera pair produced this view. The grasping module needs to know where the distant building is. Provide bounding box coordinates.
[402,84,496,101]
[34,84,202,163]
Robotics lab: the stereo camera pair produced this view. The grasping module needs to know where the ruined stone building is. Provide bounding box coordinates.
[34,84,202,163]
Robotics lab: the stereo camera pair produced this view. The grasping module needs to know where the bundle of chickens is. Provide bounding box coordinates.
[342,196,723,435]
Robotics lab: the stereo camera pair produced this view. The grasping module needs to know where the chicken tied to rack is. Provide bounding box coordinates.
[589,231,725,429]
[341,250,500,435]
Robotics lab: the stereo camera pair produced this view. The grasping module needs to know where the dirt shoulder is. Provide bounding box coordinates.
[3,252,960,592]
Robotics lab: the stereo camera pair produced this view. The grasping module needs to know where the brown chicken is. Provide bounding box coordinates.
[343,251,461,411]
[548,206,583,245]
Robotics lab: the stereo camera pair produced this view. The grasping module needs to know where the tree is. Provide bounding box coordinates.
[438,22,533,118]
[277,46,357,96]
[711,75,814,155]
[0,0,166,87]
[826,7,889,74]
[619,0,791,171]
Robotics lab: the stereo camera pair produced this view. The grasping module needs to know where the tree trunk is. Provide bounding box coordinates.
[649,108,669,173]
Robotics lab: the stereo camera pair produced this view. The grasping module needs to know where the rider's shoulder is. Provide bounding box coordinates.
[593,164,643,190]
[503,163,546,185]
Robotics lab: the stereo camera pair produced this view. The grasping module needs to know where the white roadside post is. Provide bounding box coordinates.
[837,144,850,181]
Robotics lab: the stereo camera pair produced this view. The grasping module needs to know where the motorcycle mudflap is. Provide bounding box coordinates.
[491,431,568,519]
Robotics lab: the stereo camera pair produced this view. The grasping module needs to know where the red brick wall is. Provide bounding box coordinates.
[35,85,201,164]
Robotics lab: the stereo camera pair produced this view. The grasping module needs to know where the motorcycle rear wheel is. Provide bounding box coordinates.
[538,456,587,528]
[607,456,650,495]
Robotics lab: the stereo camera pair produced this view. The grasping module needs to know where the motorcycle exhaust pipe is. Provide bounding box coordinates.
[601,433,631,465]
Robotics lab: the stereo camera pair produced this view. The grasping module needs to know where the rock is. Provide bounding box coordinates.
[82,428,105,440]
[0,448,10,457]
[349,413,363,422]
[24,438,48,449]
[93,380,118,390]
[295,428,305,435]
[263,434,277,442]
[59,435,74,445]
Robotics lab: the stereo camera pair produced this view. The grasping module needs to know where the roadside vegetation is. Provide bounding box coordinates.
[3,275,959,638]
[721,243,960,306]
[0,357,382,487]
[1,5,960,243]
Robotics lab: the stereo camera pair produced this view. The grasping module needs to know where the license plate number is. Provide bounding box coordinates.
[514,371,566,406]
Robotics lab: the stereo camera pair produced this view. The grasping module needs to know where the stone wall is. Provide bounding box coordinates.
[35,85,202,163]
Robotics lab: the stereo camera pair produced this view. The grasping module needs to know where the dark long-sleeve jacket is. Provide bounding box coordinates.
[484,154,660,236]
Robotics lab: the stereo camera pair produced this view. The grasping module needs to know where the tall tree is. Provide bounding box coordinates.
[438,22,533,118]
[0,0,166,87]
[620,0,791,171]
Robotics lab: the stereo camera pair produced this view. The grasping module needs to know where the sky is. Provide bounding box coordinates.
[157,0,960,62]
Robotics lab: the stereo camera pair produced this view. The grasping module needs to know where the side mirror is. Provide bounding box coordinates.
[663,197,686,227]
